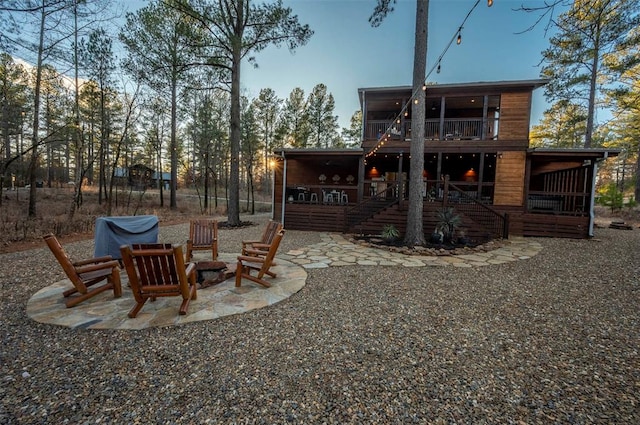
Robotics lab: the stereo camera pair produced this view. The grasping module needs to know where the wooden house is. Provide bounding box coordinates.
[272,79,619,239]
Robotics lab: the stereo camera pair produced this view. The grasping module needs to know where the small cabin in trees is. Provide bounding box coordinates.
[271,79,618,239]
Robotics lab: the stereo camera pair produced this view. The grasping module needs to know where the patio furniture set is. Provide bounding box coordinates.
[43,218,284,318]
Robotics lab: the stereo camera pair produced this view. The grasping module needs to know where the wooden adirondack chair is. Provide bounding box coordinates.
[43,233,122,308]
[235,229,285,288]
[120,243,197,318]
[241,220,282,253]
[186,219,218,261]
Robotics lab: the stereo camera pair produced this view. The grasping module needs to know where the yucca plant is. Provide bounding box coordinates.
[381,224,400,242]
[435,207,462,243]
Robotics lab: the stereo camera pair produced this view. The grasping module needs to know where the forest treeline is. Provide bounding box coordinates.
[0,0,361,224]
[0,0,639,228]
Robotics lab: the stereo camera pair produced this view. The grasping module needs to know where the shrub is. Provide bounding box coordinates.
[597,183,624,211]
[435,207,462,242]
[381,224,400,241]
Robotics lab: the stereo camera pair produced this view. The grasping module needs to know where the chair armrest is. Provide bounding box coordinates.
[75,260,120,274]
[242,247,269,256]
[185,262,196,277]
[241,239,261,246]
[73,255,114,266]
[237,254,266,264]
[249,243,271,250]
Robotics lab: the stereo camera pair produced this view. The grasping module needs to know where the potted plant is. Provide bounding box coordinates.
[435,207,462,244]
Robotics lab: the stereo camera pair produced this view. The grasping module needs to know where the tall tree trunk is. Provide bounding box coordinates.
[584,26,600,149]
[404,0,428,246]
[204,149,209,210]
[635,144,640,202]
[170,79,178,209]
[227,17,243,226]
[28,3,47,218]
[157,139,164,208]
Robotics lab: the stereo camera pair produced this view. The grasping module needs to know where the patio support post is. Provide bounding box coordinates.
[438,97,445,140]
[588,159,600,237]
[398,151,404,207]
[281,155,287,227]
[270,158,276,219]
[478,153,485,198]
[436,152,443,194]
[443,174,450,208]
[357,156,365,203]
[482,95,489,140]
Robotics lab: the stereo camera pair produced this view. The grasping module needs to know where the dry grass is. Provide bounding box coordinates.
[2,187,637,253]
[0,186,271,253]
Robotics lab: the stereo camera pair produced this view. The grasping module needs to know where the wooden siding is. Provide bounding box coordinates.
[494,151,526,206]
[283,204,347,232]
[285,203,497,241]
[351,203,496,241]
[509,212,589,238]
[282,202,590,239]
[498,92,531,140]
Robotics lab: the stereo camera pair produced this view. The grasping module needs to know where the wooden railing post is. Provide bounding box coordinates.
[442,174,450,208]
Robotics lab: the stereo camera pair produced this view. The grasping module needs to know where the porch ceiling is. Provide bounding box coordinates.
[527,148,620,161]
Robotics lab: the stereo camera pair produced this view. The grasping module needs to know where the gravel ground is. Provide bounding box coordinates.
[1,213,639,424]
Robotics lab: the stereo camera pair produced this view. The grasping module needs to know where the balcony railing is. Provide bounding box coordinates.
[365,118,499,141]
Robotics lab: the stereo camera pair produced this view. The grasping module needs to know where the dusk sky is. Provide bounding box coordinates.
[117,0,562,130]
[235,0,562,129]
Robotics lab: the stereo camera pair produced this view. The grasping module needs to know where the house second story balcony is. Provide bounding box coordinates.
[359,80,547,145]
[365,117,500,142]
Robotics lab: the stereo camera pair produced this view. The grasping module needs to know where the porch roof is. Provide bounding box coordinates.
[274,148,363,158]
[358,78,549,105]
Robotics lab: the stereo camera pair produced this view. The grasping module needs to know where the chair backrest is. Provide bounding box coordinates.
[261,220,283,245]
[121,243,191,299]
[189,220,218,246]
[43,233,83,290]
[262,229,285,266]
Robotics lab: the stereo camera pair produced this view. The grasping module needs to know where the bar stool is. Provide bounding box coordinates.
[298,192,306,202]
[322,190,334,204]
[340,191,348,204]
[309,192,318,203]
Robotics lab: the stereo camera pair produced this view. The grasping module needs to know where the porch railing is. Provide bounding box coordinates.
[346,183,400,229]
[446,181,509,239]
[527,191,590,216]
[366,118,499,141]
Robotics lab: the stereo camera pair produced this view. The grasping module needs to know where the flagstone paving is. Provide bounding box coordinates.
[27,234,542,330]
[280,232,542,269]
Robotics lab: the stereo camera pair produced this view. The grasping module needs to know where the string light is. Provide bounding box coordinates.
[365,0,491,158]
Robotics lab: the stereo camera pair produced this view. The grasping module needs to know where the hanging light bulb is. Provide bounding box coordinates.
[437,62,441,73]
[487,0,493,6]
[414,99,419,104]
[456,30,462,45]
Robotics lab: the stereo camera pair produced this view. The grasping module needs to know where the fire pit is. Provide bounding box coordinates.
[195,261,235,288]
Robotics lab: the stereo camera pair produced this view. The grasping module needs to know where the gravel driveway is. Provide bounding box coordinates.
[1,214,639,424]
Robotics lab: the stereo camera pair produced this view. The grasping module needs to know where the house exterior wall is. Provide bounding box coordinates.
[493,151,526,206]
[272,80,617,239]
[497,92,531,141]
